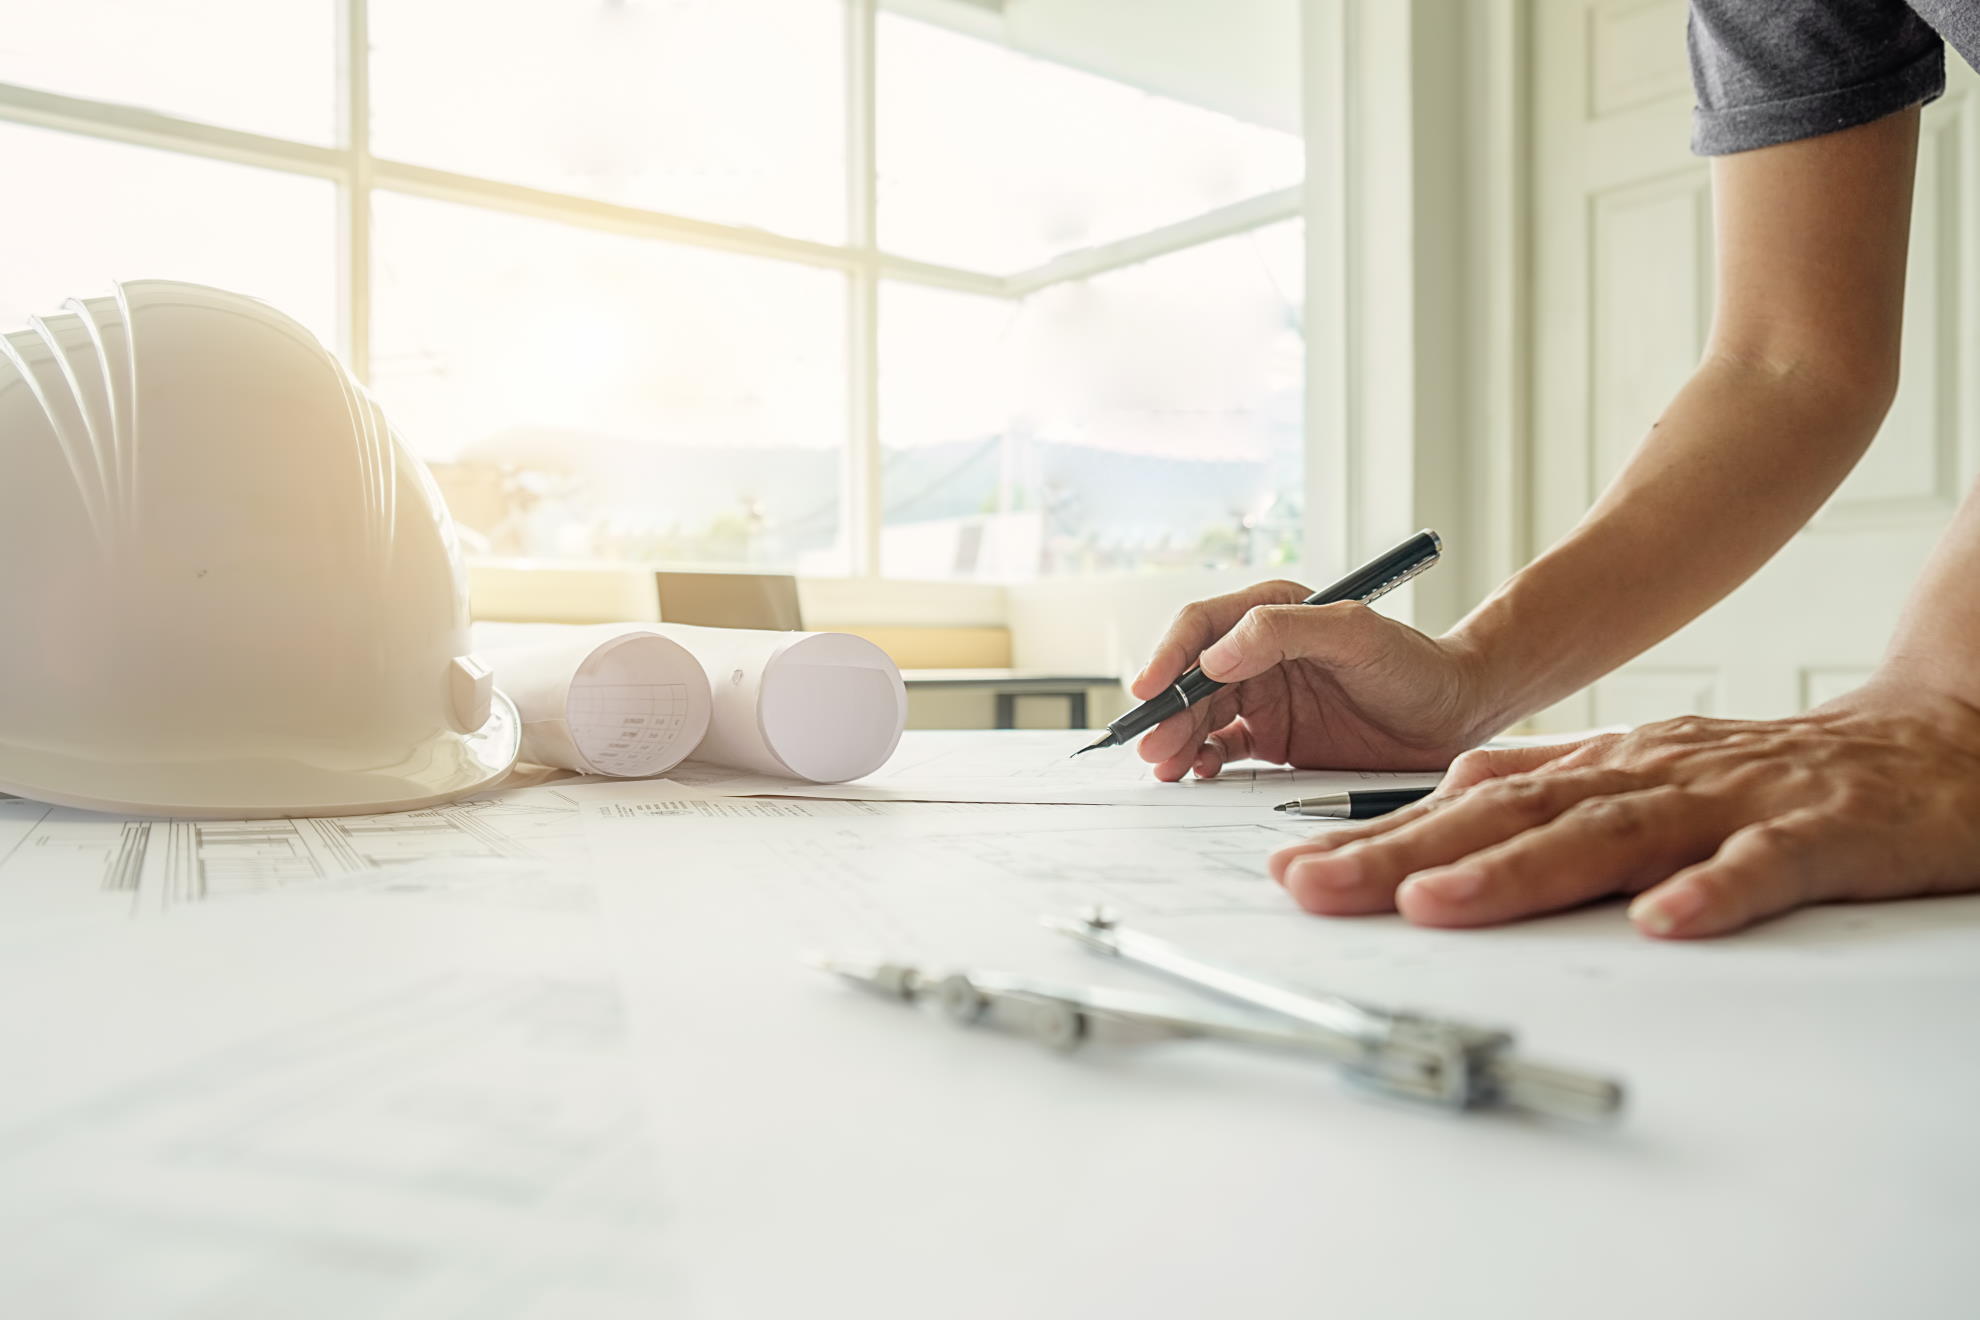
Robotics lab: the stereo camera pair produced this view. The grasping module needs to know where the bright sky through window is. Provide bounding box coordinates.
[0,0,1304,580]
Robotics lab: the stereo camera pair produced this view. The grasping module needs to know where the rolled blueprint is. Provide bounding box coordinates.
[473,622,908,784]
[477,627,712,777]
[649,623,907,783]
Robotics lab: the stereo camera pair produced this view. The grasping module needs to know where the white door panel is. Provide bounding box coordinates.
[1588,171,1710,495]
[1585,0,1692,119]
[1817,111,1967,523]
[1529,0,1979,731]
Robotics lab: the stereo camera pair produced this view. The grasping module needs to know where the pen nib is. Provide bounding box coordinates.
[1070,732,1114,757]
[1273,801,1295,812]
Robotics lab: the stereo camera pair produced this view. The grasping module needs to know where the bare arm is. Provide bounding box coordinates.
[1131,112,1924,786]
[1880,480,1980,706]
[1449,109,1920,728]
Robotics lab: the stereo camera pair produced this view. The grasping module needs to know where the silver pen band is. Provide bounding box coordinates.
[1281,803,1353,819]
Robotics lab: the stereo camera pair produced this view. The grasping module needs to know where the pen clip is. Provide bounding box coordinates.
[1353,550,1439,607]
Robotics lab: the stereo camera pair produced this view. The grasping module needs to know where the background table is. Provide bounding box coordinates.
[900,668,1118,729]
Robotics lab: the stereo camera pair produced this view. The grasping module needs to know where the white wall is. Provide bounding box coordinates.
[888,0,1302,132]
[1303,0,1525,635]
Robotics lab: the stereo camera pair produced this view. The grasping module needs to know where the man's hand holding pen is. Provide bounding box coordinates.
[1129,578,1488,781]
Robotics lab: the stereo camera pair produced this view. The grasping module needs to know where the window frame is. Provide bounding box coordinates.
[0,0,1301,579]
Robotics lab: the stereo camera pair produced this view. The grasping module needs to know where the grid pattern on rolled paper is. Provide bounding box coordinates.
[567,680,696,776]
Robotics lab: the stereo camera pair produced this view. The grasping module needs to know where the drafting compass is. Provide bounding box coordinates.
[811,908,1624,1121]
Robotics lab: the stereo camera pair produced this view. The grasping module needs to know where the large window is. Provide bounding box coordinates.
[0,0,1302,581]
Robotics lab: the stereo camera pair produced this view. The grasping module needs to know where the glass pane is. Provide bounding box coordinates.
[878,9,1303,274]
[371,192,847,572]
[0,1,336,144]
[0,123,339,347]
[370,0,847,243]
[880,221,1304,580]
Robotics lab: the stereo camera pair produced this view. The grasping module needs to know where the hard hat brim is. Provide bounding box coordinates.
[0,691,522,820]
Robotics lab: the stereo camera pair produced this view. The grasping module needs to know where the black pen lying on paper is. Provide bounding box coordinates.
[1072,529,1444,757]
[1273,786,1435,819]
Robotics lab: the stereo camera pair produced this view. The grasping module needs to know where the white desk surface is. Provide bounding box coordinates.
[587,743,1980,1320]
[3,734,1977,1319]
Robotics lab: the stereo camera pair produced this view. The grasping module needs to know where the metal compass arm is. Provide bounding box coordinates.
[810,955,1394,1060]
[1045,911,1625,1120]
[809,938,1623,1122]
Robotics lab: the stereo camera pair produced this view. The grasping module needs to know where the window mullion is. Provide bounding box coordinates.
[338,0,372,381]
[845,0,880,577]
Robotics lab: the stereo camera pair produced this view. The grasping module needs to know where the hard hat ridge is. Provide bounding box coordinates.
[3,314,120,559]
[0,280,519,818]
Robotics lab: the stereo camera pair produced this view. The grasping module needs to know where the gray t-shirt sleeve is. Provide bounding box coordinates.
[1688,0,1946,155]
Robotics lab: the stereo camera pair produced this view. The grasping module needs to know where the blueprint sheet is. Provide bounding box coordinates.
[0,781,596,939]
[588,804,1980,1320]
[663,728,1446,806]
[0,780,1170,1317]
[0,782,677,1316]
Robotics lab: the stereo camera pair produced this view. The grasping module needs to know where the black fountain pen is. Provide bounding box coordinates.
[1072,529,1444,757]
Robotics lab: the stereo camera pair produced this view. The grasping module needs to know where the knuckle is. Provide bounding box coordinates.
[1562,794,1652,843]
[1633,744,1696,779]
[1630,717,1687,748]
[1173,600,1210,633]
[1661,715,1722,741]
[1260,579,1309,602]
[1244,604,1295,643]
[1741,819,1807,862]
[1721,823,1816,909]
[1476,774,1560,823]
[1717,760,1781,797]
[1556,733,1625,768]
[1828,779,1885,817]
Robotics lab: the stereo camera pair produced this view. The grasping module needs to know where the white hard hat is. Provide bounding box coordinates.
[0,280,519,818]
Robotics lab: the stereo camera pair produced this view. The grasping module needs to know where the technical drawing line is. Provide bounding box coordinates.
[0,801,51,872]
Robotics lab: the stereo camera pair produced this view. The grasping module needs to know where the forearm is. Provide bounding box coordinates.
[1878,480,1980,708]
[1447,353,1892,731]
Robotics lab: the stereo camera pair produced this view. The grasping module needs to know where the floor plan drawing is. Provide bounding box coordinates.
[0,786,593,922]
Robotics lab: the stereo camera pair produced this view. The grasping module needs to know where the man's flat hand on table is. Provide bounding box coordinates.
[1268,683,1980,938]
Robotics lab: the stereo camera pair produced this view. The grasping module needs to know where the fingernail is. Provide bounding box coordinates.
[1629,886,1704,936]
[1401,866,1486,903]
[1197,646,1231,678]
[1289,853,1363,892]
